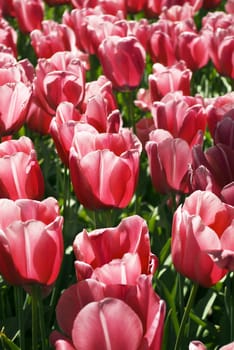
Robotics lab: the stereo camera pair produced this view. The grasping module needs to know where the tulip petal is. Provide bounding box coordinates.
[72,298,143,350]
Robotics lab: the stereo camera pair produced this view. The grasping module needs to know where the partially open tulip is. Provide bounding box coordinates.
[0,197,63,288]
[98,35,146,91]
[69,128,142,209]
[171,190,231,287]
[73,215,158,281]
[50,275,166,350]
[0,136,44,200]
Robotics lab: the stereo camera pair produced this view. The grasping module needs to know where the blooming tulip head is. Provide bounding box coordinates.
[69,128,142,209]
[73,215,158,281]
[171,190,232,287]
[50,275,166,350]
[0,197,63,289]
[98,35,146,91]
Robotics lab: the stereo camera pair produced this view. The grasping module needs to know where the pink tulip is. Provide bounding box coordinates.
[146,129,192,194]
[201,12,234,78]
[0,18,17,57]
[30,20,88,60]
[135,116,155,147]
[148,61,192,101]
[70,0,126,16]
[148,20,177,66]
[0,197,63,288]
[63,8,124,55]
[73,215,158,280]
[171,190,231,287]
[27,51,86,134]
[69,128,142,209]
[206,92,234,139]
[0,81,31,136]
[225,0,234,13]
[98,35,146,91]
[175,31,209,71]
[189,341,234,350]
[12,0,44,34]
[50,275,165,350]
[0,136,44,200]
[151,92,206,147]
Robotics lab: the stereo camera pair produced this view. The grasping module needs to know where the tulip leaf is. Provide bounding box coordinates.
[0,332,20,350]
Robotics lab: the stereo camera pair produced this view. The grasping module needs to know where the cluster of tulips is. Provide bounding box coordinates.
[0,0,234,349]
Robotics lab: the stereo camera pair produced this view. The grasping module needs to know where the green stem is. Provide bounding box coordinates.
[126,90,135,132]
[37,288,47,350]
[14,286,25,350]
[31,286,39,350]
[63,166,71,241]
[174,282,199,350]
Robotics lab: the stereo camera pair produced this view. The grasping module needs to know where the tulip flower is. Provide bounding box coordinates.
[225,0,234,13]
[0,81,32,136]
[27,51,86,134]
[0,18,17,57]
[30,20,87,59]
[50,275,166,350]
[190,140,234,206]
[189,341,234,350]
[145,129,192,194]
[149,62,192,101]
[63,8,125,55]
[12,0,44,34]
[0,197,63,288]
[0,136,44,200]
[151,92,206,147]
[69,128,142,209]
[171,190,231,287]
[98,35,146,91]
[73,215,158,280]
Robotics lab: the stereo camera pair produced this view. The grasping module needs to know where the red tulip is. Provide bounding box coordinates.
[191,142,234,206]
[0,136,44,200]
[0,197,63,288]
[146,129,192,194]
[12,0,44,34]
[98,35,146,91]
[50,275,165,350]
[171,190,231,287]
[135,116,155,147]
[73,215,158,281]
[69,128,142,209]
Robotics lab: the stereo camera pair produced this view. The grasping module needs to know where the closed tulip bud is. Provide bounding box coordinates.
[98,35,146,91]
[171,190,231,287]
[69,128,142,209]
[0,197,63,288]
[0,136,44,200]
[13,0,44,34]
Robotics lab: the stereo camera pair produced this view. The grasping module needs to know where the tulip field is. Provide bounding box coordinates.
[0,0,234,349]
